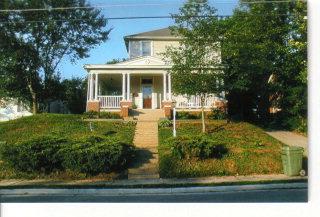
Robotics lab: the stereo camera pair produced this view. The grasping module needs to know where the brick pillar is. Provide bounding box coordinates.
[162,101,173,119]
[120,101,132,118]
[87,101,100,112]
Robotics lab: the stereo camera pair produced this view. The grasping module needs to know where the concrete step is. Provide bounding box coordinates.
[128,173,159,179]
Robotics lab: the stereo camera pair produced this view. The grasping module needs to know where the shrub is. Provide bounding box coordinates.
[99,112,121,119]
[159,119,173,128]
[176,111,200,120]
[83,110,99,119]
[209,108,226,120]
[0,135,135,175]
[59,135,135,175]
[166,135,228,160]
[0,136,68,173]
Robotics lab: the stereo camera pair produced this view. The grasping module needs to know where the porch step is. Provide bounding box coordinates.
[128,173,159,180]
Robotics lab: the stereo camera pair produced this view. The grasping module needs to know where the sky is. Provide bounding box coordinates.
[59,0,239,79]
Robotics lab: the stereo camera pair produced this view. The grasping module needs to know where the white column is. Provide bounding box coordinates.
[168,73,172,101]
[90,73,94,100]
[163,72,167,101]
[127,73,130,101]
[122,73,126,101]
[87,74,90,101]
[95,73,98,100]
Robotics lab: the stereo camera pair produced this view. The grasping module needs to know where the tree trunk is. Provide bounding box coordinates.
[201,96,206,133]
[27,78,38,114]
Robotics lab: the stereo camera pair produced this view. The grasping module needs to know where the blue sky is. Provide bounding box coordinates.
[59,0,239,79]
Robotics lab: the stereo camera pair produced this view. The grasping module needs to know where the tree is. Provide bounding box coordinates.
[0,0,110,114]
[106,58,128,64]
[165,0,223,133]
[221,0,307,128]
[61,78,87,114]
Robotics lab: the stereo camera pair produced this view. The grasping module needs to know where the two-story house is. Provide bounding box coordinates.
[84,28,225,117]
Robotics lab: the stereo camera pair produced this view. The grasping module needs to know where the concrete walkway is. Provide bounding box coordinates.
[266,131,308,155]
[128,109,164,179]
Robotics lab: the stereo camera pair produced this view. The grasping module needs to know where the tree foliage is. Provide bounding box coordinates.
[61,77,87,114]
[165,0,224,132]
[221,0,307,131]
[0,0,110,113]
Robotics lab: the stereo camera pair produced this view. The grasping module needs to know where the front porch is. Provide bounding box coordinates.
[85,56,226,117]
[86,72,222,110]
[86,72,172,110]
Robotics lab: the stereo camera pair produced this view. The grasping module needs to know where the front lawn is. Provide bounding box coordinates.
[158,120,284,178]
[0,114,136,180]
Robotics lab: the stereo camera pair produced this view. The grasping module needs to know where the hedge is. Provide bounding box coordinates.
[0,135,135,175]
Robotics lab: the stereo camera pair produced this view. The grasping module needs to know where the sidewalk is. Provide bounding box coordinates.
[266,131,308,155]
[0,174,307,188]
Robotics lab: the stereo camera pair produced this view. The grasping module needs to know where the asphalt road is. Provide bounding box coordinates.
[0,185,307,203]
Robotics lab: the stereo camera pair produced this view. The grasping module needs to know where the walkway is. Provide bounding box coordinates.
[128,109,164,179]
[266,131,308,156]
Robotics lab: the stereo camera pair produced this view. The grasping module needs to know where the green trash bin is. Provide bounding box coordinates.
[281,145,304,176]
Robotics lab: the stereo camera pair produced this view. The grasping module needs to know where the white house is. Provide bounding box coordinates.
[84,28,226,117]
[0,99,32,122]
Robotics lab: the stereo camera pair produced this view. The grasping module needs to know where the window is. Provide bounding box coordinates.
[141,41,151,56]
[129,41,151,58]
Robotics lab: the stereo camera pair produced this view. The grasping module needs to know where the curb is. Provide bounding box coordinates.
[0,182,307,196]
[0,174,307,189]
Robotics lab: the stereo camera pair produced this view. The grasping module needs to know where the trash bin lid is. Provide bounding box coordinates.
[282,145,304,152]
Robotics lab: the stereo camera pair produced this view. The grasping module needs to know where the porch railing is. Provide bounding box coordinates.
[98,95,122,109]
[172,95,218,109]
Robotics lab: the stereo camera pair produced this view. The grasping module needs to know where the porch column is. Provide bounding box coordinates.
[126,73,131,101]
[94,73,98,100]
[87,74,90,101]
[90,73,94,100]
[163,72,167,101]
[122,73,126,100]
[168,73,172,101]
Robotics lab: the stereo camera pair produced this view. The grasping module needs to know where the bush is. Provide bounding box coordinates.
[99,112,121,119]
[59,135,135,175]
[0,136,68,173]
[166,135,228,160]
[209,108,226,120]
[158,119,173,128]
[0,135,135,175]
[83,110,99,119]
[176,111,200,120]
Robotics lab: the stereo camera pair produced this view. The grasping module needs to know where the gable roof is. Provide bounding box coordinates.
[124,28,174,39]
[123,27,179,50]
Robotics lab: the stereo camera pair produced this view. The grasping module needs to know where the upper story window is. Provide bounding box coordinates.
[129,41,151,58]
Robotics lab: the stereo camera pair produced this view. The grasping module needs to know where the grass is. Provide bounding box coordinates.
[158,120,284,178]
[0,114,136,180]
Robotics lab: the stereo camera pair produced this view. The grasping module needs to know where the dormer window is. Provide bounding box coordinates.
[129,41,151,58]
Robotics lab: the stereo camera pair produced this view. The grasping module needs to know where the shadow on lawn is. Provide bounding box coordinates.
[210,144,229,159]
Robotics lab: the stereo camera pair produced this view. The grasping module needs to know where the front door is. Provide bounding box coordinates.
[142,85,152,109]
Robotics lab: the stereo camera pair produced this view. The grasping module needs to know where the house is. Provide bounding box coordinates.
[84,28,226,118]
[0,98,32,122]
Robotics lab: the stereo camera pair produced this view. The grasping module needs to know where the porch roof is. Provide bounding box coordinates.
[84,56,172,73]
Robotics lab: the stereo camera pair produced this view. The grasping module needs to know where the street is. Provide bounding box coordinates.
[0,183,307,203]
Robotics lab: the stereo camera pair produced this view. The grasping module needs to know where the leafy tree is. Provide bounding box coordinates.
[221,0,307,129]
[165,0,223,133]
[0,0,110,113]
[61,78,87,114]
[106,58,128,64]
